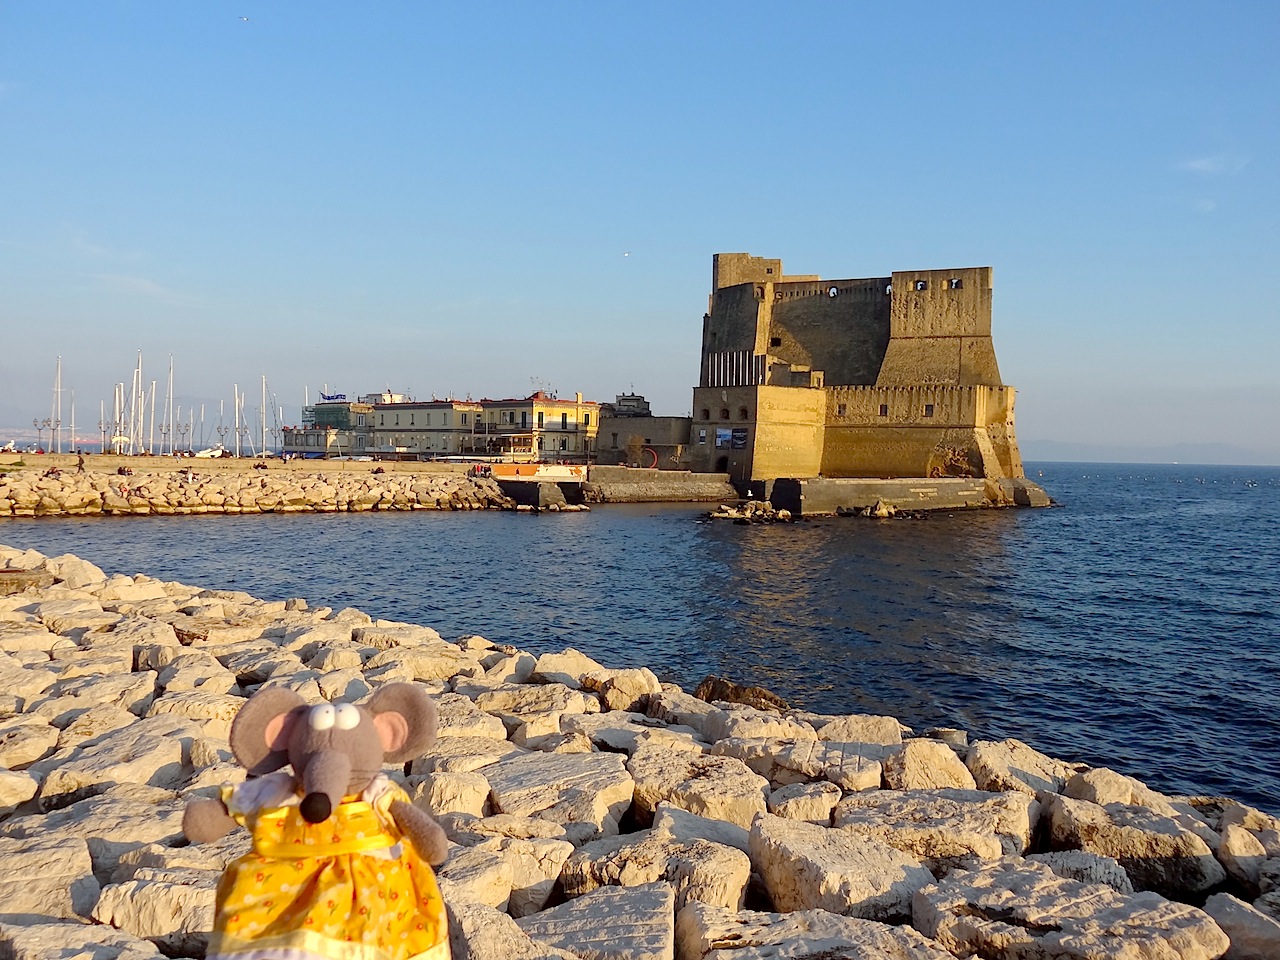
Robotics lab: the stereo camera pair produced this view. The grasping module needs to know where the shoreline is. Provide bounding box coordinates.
[0,455,1046,518]
[0,545,1277,959]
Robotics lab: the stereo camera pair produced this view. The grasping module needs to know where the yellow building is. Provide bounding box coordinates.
[474,391,600,462]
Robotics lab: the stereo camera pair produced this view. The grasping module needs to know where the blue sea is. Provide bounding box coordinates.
[3,462,1277,813]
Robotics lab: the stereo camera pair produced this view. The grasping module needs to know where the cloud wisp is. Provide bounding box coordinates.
[1177,153,1250,177]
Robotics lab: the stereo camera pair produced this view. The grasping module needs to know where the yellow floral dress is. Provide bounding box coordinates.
[206,772,450,960]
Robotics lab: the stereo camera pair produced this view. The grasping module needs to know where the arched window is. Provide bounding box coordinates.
[738,407,749,420]
[719,409,730,420]
[700,409,710,420]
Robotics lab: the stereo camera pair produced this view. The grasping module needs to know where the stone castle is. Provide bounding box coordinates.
[686,253,1025,484]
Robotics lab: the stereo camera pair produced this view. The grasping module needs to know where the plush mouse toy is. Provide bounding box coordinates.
[183,682,451,960]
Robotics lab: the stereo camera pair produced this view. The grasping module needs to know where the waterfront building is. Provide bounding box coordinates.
[282,398,374,458]
[369,399,485,459]
[472,391,600,462]
[595,394,692,469]
[688,254,1025,483]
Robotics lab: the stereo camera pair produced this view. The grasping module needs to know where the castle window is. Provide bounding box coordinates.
[719,409,730,420]
[879,404,889,417]
[837,403,846,417]
[770,337,781,347]
[885,283,893,295]
[738,408,749,420]
[765,267,773,274]
[914,280,929,291]
[612,433,619,448]
[828,286,839,298]
[948,278,963,290]
[701,409,710,420]
[755,286,765,299]
[924,404,935,417]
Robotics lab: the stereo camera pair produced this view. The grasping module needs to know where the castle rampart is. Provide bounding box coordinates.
[689,254,1026,484]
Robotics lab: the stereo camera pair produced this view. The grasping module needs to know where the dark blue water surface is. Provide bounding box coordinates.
[3,462,1277,812]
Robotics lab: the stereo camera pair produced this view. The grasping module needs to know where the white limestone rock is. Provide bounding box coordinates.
[833,789,1041,868]
[0,715,58,768]
[882,738,977,791]
[516,882,676,960]
[473,835,576,917]
[702,706,815,744]
[54,702,138,751]
[0,920,165,959]
[34,714,199,808]
[437,692,510,739]
[316,666,372,702]
[0,783,187,882]
[562,711,706,755]
[475,682,589,725]
[710,737,882,791]
[443,812,570,846]
[531,648,610,688]
[0,834,100,920]
[91,867,218,956]
[760,780,839,825]
[1202,892,1280,960]
[447,901,581,960]
[0,662,57,706]
[41,553,107,589]
[144,689,243,738]
[410,770,491,818]
[647,687,720,738]
[363,644,482,682]
[37,670,158,717]
[580,667,662,713]
[675,900,953,960]
[352,621,446,649]
[1047,794,1228,898]
[789,711,905,747]
[409,735,528,774]
[749,813,933,922]
[1027,850,1135,893]
[1064,767,1181,816]
[156,652,239,695]
[628,742,770,829]
[485,751,635,843]
[0,620,60,655]
[436,844,515,910]
[561,827,750,911]
[652,803,751,853]
[1219,823,1269,895]
[913,858,1231,960]
[0,768,38,818]
[966,737,1078,796]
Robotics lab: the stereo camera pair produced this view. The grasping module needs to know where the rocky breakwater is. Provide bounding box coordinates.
[0,468,515,517]
[1,544,1278,960]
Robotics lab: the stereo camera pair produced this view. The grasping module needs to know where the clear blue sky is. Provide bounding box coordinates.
[2,2,1277,462]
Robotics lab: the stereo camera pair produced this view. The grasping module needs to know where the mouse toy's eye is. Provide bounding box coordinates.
[334,703,361,730]
[309,704,336,730]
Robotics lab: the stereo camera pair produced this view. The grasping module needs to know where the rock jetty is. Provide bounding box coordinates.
[2,543,1278,960]
[0,468,516,516]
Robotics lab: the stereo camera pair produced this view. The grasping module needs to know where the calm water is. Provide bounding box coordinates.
[3,462,1278,813]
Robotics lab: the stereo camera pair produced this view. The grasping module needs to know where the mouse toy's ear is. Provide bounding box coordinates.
[365,683,439,763]
[230,686,308,775]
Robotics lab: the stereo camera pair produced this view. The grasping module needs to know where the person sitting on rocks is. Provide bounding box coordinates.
[43,466,61,478]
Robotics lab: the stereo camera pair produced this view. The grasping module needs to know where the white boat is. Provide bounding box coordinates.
[193,444,227,459]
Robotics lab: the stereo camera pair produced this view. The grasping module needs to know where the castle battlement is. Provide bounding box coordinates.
[690,254,1024,483]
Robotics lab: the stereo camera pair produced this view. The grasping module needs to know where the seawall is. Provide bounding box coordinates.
[770,476,1052,516]
[0,544,1274,959]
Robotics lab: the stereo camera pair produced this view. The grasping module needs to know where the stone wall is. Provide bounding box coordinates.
[582,467,736,504]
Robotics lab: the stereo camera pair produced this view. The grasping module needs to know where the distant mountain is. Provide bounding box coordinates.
[1022,439,1280,467]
